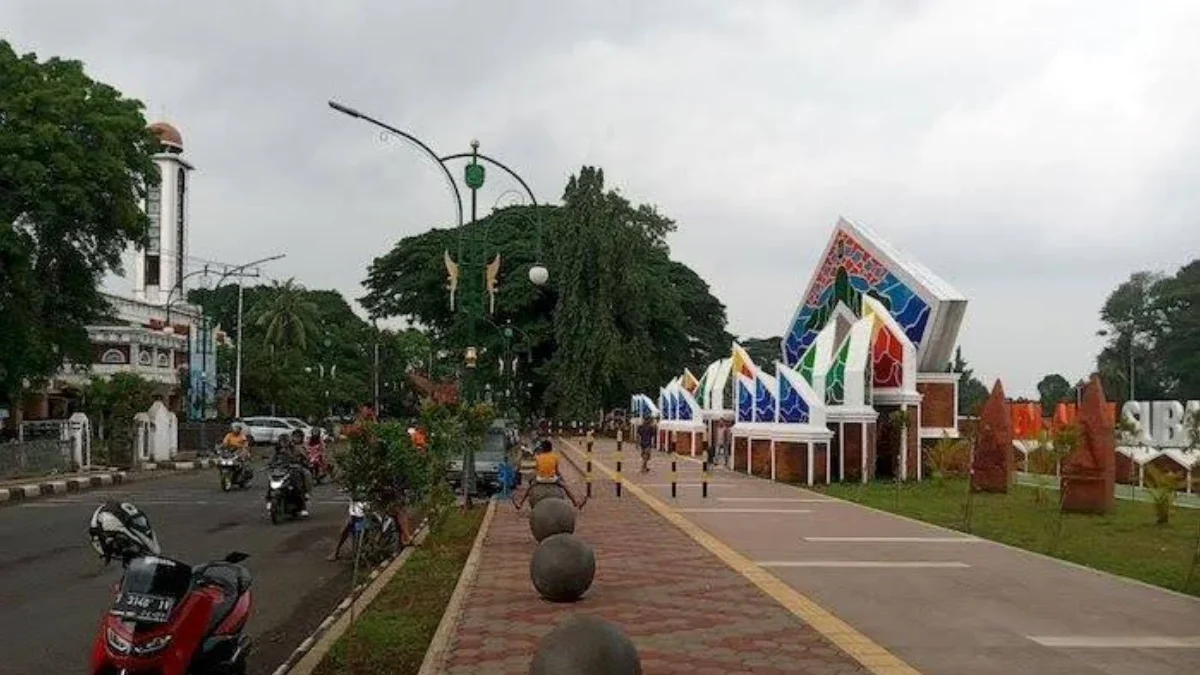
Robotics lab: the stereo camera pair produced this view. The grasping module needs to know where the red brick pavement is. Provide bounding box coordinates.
[437,449,868,674]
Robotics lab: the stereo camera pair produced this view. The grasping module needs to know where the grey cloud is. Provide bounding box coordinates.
[3,0,1199,397]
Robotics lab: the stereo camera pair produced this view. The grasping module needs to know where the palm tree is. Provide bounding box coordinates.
[252,279,320,350]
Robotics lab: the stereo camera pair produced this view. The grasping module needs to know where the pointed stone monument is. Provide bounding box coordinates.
[971,380,1013,493]
[1061,375,1116,514]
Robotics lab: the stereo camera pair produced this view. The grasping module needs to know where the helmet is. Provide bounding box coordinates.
[231,422,244,432]
[88,501,160,561]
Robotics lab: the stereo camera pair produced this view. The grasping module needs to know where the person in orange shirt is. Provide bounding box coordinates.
[513,439,586,509]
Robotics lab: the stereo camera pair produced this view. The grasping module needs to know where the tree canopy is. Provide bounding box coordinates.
[189,283,429,420]
[1095,261,1200,401]
[741,336,783,368]
[361,165,733,420]
[1036,373,1073,416]
[948,346,989,416]
[0,41,159,408]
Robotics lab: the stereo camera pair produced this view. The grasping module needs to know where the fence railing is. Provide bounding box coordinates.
[178,422,227,455]
[0,439,74,481]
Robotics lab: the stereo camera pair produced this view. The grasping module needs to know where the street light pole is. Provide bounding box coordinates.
[212,254,285,419]
[328,100,550,510]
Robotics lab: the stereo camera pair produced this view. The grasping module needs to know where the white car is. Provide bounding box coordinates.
[238,417,300,445]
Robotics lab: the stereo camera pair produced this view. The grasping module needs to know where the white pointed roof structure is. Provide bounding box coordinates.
[782,217,967,373]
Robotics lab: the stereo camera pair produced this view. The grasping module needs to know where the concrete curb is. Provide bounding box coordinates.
[275,515,441,675]
[0,459,215,507]
[416,499,498,675]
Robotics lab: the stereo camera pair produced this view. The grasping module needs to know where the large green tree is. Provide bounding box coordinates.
[948,346,989,416]
[1036,373,1073,416]
[1094,262,1200,401]
[1095,270,1172,402]
[252,278,320,350]
[1152,260,1200,399]
[360,167,733,420]
[0,41,159,410]
[191,285,429,419]
[741,336,783,367]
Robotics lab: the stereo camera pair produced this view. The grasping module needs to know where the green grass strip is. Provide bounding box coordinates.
[313,506,486,675]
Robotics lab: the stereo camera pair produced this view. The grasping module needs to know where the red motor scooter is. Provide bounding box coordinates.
[90,551,253,675]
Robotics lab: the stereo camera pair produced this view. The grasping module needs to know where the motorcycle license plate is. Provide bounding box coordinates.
[111,591,175,624]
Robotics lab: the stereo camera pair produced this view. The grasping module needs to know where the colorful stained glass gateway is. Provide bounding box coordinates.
[637,217,967,485]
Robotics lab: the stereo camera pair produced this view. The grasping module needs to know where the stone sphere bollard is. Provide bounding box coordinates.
[530,615,642,675]
[531,497,576,542]
[528,481,566,509]
[530,533,595,602]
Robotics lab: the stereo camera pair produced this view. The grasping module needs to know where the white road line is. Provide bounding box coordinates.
[1027,636,1200,649]
[757,561,970,568]
[803,536,982,543]
[721,497,834,503]
[641,483,735,488]
[678,508,814,514]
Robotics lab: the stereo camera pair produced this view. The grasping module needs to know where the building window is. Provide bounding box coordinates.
[146,183,162,254]
[145,255,161,286]
[138,350,153,366]
[175,169,186,288]
[157,353,170,368]
[100,349,127,365]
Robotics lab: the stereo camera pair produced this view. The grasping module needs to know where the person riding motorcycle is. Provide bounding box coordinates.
[271,430,312,516]
[221,423,251,462]
[305,429,327,477]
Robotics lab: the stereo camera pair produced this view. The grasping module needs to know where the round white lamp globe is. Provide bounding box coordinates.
[529,265,549,286]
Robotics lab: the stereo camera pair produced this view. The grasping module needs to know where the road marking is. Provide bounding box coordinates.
[640,482,735,488]
[758,561,970,569]
[1027,636,1200,649]
[804,536,982,543]
[679,508,813,514]
[722,497,834,503]
[561,440,922,675]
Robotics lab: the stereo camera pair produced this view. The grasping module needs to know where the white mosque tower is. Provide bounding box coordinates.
[132,121,194,305]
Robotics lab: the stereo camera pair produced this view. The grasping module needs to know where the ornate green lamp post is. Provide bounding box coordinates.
[327,101,548,507]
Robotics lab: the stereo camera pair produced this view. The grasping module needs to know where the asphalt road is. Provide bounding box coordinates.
[0,464,360,675]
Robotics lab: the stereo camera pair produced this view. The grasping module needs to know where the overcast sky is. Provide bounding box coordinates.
[4,1,1199,398]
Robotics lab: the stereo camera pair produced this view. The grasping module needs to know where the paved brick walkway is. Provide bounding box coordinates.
[570,438,1200,675]
[436,447,869,674]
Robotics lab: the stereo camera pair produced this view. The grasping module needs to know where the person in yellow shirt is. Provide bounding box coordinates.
[220,423,251,461]
[513,439,586,509]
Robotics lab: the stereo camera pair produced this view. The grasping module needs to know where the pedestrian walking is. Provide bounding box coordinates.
[638,418,656,473]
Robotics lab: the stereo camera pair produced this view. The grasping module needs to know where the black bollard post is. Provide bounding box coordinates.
[586,438,594,498]
[615,429,624,497]
[671,460,677,498]
[702,461,710,498]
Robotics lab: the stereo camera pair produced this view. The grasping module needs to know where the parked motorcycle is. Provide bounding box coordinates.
[216,448,254,492]
[87,502,254,675]
[265,463,307,524]
[348,499,400,565]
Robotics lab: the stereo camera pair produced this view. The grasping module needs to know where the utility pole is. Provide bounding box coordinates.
[210,254,285,419]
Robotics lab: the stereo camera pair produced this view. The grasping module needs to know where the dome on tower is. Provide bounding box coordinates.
[148,122,183,152]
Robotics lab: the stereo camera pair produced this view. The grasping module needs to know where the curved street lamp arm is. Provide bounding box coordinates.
[328,100,464,229]
[440,151,544,260]
[164,266,215,312]
[213,253,288,288]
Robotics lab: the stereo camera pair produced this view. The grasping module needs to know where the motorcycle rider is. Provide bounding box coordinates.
[305,428,327,477]
[221,422,251,461]
[271,430,312,516]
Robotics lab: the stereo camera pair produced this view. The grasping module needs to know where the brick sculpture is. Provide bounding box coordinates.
[971,380,1013,493]
[1061,376,1116,514]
